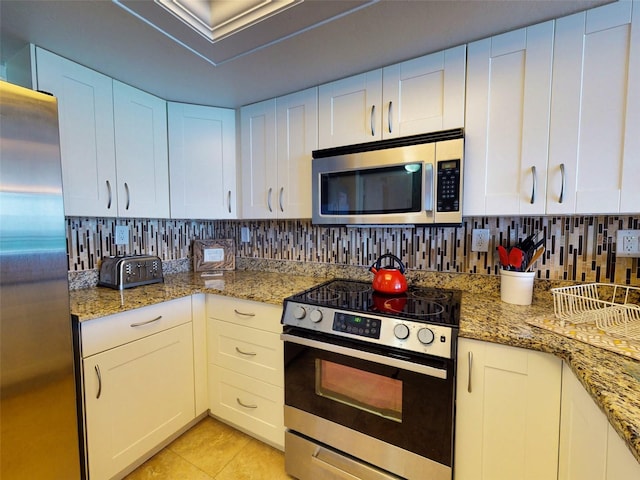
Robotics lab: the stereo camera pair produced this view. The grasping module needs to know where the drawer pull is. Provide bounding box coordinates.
[235,347,257,356]
[95,365,102,399]
[130,315,163,327]
[236,398,258,409]
[233,309,256,317]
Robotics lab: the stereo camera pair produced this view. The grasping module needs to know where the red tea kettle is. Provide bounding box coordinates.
[369,254,408,294]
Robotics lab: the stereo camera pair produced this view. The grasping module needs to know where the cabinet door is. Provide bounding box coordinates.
[382,45,466,138]
[558,363,608,480]
[240,99,277,219]
[463,22,554,216]
[35,48,117,217]
[82,323,195,480]
[318,69,383,148]
[558,363,640,480]
[113,80,170,218]
[606,424,640,479]
[548,1,638,214]
[168,102,236,219]
[276,87,317,219]
[454,338,562,480]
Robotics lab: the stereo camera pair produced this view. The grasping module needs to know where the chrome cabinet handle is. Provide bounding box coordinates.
[370,105,376,136]
[236,398,257,409]
[106,180,112,209]
[124,182,130,210]
[559,163,565,204]
[279,187,284,213]
[227,190,232,214]
[233,309,256,317]
[530,166,537,204]
[388,101,393,134]
[130,315,162,327]
[267,187,273,213]
[467,351,473,393]
[95,365,102,399]
[235,346,257,357]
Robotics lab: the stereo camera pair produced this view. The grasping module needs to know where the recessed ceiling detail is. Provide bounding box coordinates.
[113,0,378,65]
[155,0,302,43]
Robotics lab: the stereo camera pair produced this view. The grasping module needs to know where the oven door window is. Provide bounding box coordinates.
[316,359,402,422]
[320,164,423,215]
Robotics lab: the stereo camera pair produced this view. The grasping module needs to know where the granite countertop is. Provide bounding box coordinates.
[69,270,640,464]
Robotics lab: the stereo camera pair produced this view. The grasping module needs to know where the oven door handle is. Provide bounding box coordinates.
[281,334,448,380]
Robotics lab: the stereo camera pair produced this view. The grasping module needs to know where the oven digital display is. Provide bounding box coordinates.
[332,312,381,339]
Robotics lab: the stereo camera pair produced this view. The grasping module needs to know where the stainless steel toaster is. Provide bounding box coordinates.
[98,255,163,289]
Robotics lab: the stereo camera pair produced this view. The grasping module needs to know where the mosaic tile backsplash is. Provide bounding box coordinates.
[67,215,639,286]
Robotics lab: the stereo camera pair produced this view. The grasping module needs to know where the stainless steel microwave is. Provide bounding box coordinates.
[312,129,464,226]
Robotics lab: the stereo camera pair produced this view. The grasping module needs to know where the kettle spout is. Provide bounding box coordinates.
[369,266,378,274]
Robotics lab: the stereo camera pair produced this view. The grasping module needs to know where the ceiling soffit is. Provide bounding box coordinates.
[113,0,378,65]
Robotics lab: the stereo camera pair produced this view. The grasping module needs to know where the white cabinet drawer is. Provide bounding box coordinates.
[80,297,192,357]
[206,294,282,333]
[208,319,283,387]
[208,364,284,449]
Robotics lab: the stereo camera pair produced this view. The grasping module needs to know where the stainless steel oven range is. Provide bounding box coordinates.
[281,279,461,480]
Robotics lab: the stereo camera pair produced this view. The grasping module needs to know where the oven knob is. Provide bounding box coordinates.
[417,328,435,345]
[293,306,306,320]
[393,323,410,340]
[309,309,323,323]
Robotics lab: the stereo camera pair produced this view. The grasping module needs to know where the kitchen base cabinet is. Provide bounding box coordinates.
[454,338,562,480]
[79,298,195,480]
[206,295,284,449]
[558,363,640,480]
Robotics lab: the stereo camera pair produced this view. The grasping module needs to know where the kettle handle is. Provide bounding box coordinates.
[370,254,406,274]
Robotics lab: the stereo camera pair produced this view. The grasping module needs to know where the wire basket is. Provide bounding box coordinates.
[551,283,640,340]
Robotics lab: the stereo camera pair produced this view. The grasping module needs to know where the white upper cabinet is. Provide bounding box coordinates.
[275,87,318,219]
[318,46,466,149]
[241,98,277,219]
[382,45,466,139]
[35,47,118,217]
[113,80,169,218]
[463,21,554,216]
[318,69,383,148]
[35,48,170,218]
[168,103,236,219]
[241,87,317,219]
[547,0,639,215]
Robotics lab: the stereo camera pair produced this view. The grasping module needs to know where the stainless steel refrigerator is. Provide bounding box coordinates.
[0,81,82,479]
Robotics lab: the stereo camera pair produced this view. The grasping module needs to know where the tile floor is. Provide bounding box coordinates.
[124,417,294,480]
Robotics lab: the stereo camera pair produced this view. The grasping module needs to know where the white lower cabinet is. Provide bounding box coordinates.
[454,338,562,480]
[79,298,195,480]
[206,295,284,449]
[558,363,640,480]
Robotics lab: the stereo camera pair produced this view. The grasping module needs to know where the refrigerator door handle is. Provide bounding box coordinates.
[95,364,102,399]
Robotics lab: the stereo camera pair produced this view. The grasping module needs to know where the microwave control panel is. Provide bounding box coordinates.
[436,159,460,212]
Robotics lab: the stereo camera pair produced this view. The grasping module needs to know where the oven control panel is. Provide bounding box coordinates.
[332,312,381,339]
[282,302,455,359]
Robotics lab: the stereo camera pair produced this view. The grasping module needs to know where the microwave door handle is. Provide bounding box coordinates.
[424,163,434,213]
